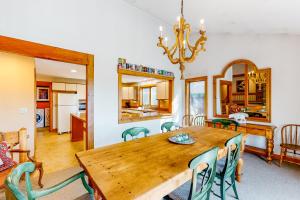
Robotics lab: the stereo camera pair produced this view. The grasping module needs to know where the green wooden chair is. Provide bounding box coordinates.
[161,122,180,133]
[5,162,95,200]
[214,134,242,200]
[122,127,150,142]
[167,146,219,200]
[212,119,239,131]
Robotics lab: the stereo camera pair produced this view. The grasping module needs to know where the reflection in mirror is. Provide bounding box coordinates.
[247,65,268,118]
[216,64,246,115]
[214,60,271,122]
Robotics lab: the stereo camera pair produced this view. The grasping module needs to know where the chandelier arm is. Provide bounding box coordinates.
[158,43,179,64]
[184,24,196,52]
[170,45,178,58]
[183,35,207,63]
[168,40,178,55]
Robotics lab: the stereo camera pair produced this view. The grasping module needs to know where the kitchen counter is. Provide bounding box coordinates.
[70,113,86,142]
[71,112,86,122]
[120,108,172,123]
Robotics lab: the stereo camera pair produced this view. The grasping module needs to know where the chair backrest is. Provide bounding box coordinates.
[5,162,95,200]
[193,115,205,126]
[188,147,219,200]
[182,115,194,127]
[212,119,239,131]
[281,124,300,145]
[161,122,179,133]
[222,134,242,176]
[5,162,35,200]
[122,127,150,142]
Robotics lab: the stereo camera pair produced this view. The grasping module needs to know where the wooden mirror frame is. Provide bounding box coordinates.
[213,59,272,122]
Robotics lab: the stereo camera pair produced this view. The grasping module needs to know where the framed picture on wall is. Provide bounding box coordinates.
[37,87,49,101]
[236,80,245,92]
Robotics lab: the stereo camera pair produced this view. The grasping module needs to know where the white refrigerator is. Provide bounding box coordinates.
[56,93,78,134]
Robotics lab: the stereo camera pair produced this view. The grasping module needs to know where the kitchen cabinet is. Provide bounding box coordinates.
[66,84,77,91]
[52,82,66,91]
[157,81,169,99]
[77,84,86,100]
[122,87,135,100]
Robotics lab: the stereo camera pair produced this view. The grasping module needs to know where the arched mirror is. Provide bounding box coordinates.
[213,59,271,122]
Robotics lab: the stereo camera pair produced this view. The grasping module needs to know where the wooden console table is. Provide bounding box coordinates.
[206,119,276,163]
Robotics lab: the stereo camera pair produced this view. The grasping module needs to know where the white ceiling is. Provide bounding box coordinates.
[35,58,86,80]
[123,0,300,35]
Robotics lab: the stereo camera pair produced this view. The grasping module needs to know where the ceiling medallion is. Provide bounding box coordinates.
[157,0,207,79]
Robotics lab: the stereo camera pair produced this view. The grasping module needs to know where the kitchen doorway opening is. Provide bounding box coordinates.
[35,58,87,173]
[0,35,94,174]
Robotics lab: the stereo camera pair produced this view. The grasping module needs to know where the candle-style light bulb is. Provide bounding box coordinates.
[164,37,168,46]
[159,26,163,37]
[177,16,181,28]
[183,40,186,49]
[200,18,205,32]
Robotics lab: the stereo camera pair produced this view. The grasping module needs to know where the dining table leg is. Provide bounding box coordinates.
[89,178,103,200]
[236,135,246,182]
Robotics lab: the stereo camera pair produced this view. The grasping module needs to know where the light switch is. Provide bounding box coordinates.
[19,107,28,114]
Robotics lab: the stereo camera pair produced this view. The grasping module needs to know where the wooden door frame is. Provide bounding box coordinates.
[185,76,208,118]
[219,80,232,104]
[219,80,232,115]
[0,35,94,151]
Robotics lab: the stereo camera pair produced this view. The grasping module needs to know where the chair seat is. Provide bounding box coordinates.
[216,157,226,175]
[280,143,300,151]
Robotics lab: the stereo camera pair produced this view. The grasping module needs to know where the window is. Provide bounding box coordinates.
[141,87,157,107]
[142,88,150,106]
[151,87,158,106]
[185,77,207,117]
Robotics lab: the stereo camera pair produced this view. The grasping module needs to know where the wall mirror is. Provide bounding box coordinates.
[213,59,271,122]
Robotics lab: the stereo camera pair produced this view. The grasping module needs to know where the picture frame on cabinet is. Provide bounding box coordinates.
[37,87,49,101]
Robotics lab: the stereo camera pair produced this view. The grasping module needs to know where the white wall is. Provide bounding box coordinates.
[0,52,35,152]
[0,0,183,148]
[186,34,300,153]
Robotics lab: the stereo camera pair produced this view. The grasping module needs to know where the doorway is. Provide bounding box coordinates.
[0,35,94,174]
[185,76,208,117]
[35,58,87,173]
[220,80,232,115]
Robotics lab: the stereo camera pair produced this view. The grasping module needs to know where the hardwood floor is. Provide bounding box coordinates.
[35,129,83,174]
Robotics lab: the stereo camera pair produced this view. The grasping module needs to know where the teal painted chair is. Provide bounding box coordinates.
[161,122,180,133]
[214,134,242,200]
[212,119,239,131]
[5,162,95,200]
[122,127,150,142]
[167,147,219,200]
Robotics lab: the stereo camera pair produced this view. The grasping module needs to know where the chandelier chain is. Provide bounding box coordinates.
[181,0,184,16]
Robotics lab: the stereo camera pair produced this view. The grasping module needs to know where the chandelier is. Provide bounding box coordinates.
[157,0,207,79]
[248,70,267,90]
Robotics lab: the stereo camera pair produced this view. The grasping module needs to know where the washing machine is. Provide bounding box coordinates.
[36,109,45,128]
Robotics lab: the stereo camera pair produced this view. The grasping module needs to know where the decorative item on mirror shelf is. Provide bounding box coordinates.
[117,58,174,77]
[229,112,249,124]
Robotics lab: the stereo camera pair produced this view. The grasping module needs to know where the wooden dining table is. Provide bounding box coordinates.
[76,126,247,200]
